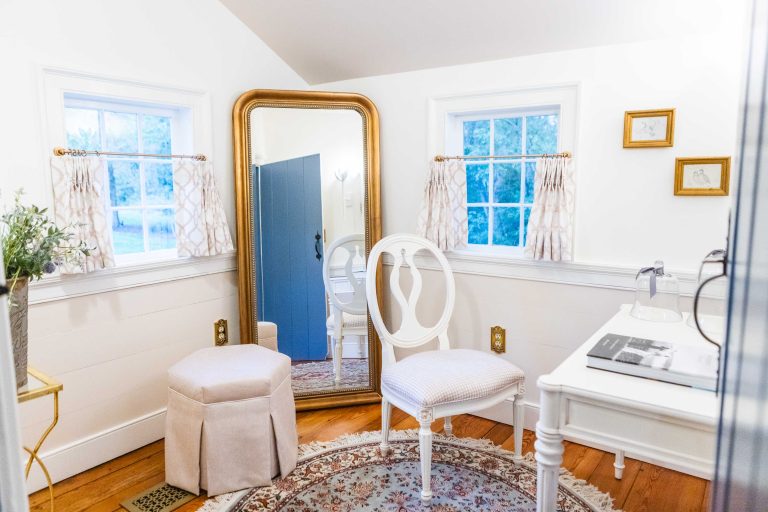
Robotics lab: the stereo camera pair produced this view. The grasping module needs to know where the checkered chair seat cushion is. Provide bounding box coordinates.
[382,349,525,409]
[326,313,367,330]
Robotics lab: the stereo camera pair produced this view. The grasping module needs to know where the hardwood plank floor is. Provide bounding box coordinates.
[28,404,710,511]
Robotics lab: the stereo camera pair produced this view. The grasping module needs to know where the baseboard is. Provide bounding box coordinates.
[474,398,540,432]
[25,408,167,493]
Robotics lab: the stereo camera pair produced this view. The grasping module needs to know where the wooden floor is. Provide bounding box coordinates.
[28,404,711,512]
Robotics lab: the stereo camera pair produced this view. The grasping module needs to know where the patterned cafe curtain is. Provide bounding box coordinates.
[524,155,575,261]
[50,155,115,274]
[173,160,234,257]
[417,159,468,251]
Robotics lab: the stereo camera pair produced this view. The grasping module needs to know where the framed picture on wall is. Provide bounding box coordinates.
[674,157,731,196]
[623,108,675,148]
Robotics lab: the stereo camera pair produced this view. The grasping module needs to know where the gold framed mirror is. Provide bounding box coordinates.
[233,90,382,410]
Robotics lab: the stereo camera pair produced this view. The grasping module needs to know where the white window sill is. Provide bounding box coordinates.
[29,252,237,304]
[452,245,525,259]
[383,249,720,298]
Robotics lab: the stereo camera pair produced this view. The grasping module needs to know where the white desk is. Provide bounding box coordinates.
[534,305,719,512]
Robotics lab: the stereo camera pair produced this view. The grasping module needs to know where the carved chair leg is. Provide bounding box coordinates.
[444,416,453,436]
[419,410,434,505]
[513,393,525,459]
[333,336,343,383]
[380,397,392,456]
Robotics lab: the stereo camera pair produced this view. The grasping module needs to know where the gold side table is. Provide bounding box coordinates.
[17,367,62,512]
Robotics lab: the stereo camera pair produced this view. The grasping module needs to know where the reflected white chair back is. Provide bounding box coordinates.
[323,234,368,383]
[322,234,367,316]
[365,233,455,365]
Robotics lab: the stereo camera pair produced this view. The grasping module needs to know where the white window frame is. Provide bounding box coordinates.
[449,106,561,256]
[34,67,233,304]
[428,84,578,260]
[64,95,184,266]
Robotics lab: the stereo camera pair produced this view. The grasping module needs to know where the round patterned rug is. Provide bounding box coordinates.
[199,430,617,512]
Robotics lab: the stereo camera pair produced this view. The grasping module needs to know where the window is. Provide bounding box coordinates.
[458,109,559,250]
[63,96,182,264]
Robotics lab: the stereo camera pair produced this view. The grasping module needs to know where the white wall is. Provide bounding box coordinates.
[315,27,746,425]
[0,0,306,490]
[316,33,743,268]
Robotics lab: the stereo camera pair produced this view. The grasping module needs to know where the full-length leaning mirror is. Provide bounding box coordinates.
[233,90,382,410]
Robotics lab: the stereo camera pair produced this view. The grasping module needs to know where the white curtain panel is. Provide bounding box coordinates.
[173,160,234,257]
[524,156,575,261]
[50,155,115,274]
[417,159,468,251]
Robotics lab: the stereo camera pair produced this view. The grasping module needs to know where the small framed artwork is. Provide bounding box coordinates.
[674,157,731,196]
[623,108,675,148]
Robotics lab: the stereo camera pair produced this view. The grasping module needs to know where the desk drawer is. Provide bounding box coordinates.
[561,396,716,478]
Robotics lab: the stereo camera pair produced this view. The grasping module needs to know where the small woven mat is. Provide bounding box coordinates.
[121,482,196,512]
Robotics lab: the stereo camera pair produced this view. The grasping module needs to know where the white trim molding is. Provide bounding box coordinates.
[427,83,580,161]
[29,253,236,304]
[25,409,166,493]
[383,251,726,298]
[39,66,214,208]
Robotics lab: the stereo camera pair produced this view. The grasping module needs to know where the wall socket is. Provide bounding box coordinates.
[490,325,506,354]
[214,319,229,346]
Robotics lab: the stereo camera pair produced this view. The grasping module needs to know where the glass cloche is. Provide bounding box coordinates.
[630,260,683,322]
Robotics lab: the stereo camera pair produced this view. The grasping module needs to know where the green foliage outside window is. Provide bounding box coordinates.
[464,112,559,248]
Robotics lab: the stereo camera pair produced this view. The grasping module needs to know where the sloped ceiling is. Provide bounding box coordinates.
[219,0,735,84]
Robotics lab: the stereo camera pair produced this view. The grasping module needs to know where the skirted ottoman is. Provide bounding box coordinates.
[257,321,278,352]
[165,344,297,496]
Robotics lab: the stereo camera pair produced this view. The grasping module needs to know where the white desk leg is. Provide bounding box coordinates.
[614,450,625,480]
[535,385,563,512]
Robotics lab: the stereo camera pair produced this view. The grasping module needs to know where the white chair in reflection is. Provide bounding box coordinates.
[366,233,526,506]
[322,234,368,384]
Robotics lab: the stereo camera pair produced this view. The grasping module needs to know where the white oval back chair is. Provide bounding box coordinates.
[322,234,368,384]
[366,233,526,506]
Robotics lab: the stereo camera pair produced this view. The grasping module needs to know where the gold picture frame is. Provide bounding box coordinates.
[674,157,731,196]
[623,108,675,148]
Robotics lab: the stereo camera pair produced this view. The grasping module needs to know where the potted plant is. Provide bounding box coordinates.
[1,192,90,388]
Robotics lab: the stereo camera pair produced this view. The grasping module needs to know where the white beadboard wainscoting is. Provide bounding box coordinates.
[20,271,239,492]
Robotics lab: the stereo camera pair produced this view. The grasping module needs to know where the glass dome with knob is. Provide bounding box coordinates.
[630,260,683,322]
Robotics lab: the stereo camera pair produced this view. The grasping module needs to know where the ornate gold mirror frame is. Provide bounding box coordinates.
[233,89,382,410]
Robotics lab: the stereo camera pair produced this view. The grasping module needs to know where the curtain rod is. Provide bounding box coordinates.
[53,147,207,161]
[434,151,571,162]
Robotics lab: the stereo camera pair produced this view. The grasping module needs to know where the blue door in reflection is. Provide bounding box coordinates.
[253,154,327,360]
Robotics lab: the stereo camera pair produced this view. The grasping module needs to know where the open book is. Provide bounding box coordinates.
[586,333,718,391]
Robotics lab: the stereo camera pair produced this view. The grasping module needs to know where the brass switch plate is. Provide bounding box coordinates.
[214,319,229,346]
[491,325,506,354]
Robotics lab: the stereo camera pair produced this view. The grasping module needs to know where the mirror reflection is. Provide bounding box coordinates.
[249,107,370,395]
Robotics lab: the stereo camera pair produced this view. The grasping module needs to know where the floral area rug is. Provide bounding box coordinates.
[198,430,618,512]
[291,359,370,395]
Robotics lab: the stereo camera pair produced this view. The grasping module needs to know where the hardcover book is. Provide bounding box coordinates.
[586,333,718,391]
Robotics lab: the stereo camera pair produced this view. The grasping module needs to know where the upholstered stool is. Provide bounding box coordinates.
[165,344,297,496]
[257,321,278,351]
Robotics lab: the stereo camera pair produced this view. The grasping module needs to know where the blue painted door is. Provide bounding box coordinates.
[255,155,327,360]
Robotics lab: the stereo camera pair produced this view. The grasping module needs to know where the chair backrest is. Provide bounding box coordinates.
[366,234,455,361]
[322,234,367,315]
